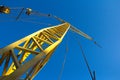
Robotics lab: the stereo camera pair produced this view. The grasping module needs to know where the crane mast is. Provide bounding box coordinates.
[0,22,70,80]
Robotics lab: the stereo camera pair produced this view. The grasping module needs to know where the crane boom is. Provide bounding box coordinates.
[0,22,70,80]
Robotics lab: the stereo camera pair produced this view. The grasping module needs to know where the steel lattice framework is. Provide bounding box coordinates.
[0,22,70,80]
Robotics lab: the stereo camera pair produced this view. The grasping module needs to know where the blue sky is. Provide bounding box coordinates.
[0,0,120,80]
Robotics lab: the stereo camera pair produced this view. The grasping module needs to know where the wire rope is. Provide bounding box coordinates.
[57,35,69,80]
[75,35,96,80]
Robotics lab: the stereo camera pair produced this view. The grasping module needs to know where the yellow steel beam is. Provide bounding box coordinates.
[16,46,40,55]
[34,36,53,45]
[2,54,10,75]
[31,37,44,51]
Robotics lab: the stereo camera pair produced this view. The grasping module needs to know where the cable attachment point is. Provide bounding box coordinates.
[26,8,32,15]
[0,5,10,14]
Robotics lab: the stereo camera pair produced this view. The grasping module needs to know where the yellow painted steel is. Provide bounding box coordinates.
[0,22,70,80]
[4,8,10,14]
[0,6,10,14]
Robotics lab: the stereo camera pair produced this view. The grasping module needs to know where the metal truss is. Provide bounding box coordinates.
[0,22,70,80]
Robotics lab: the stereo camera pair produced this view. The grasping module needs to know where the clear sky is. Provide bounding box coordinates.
[0,0,120,80]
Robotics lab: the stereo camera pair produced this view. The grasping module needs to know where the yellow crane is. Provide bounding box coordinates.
[0,6,95,80]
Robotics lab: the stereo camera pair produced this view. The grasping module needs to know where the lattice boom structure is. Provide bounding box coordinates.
[0,22,70,80]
